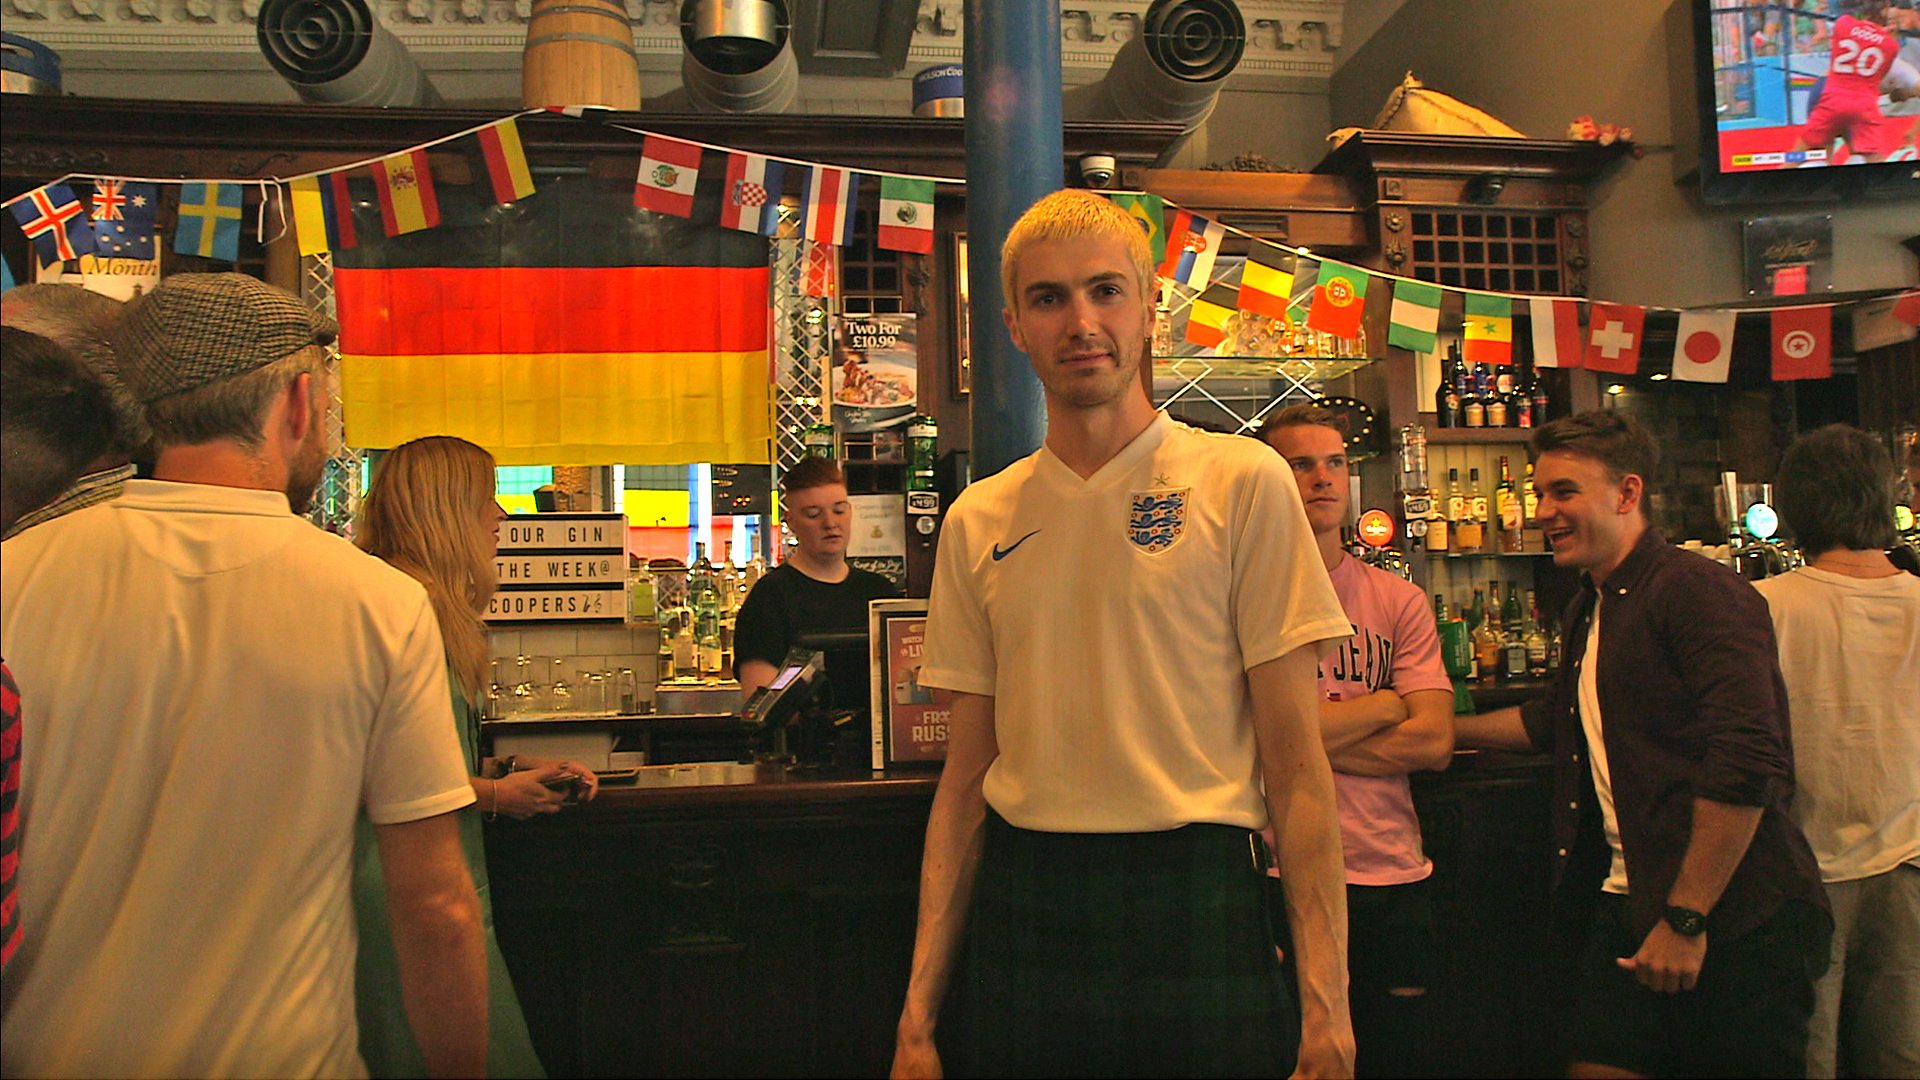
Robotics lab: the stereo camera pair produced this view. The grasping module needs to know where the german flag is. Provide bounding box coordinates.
[335,173,771,465]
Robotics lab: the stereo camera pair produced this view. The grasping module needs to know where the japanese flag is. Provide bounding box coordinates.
[1671,310,1736,383]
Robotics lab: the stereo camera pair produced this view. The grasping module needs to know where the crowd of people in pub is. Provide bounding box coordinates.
[0,190,1914,1079]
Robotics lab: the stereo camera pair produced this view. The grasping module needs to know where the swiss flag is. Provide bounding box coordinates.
[1671,310,1736,384]
[1770,306,1832,381]
[1528,297,1584,368]
[1584,302,1645,374]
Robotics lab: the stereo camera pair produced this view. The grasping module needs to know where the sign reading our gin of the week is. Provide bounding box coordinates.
[486,513,626,623]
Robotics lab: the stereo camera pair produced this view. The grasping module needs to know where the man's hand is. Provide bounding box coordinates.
[1616,923,1707,993]
[1291,1025,1357,1080]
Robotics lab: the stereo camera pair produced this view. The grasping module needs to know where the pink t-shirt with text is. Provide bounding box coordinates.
[1270,555,1453,886]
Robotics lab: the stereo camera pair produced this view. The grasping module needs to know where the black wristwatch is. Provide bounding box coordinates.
[1663,905,1708,937]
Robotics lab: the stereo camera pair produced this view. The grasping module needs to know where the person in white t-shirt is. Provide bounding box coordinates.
[1258,403,1456,1079]
[890,190,1354,1079]
[1755,424,1920,1080]
[0,274,486,1079]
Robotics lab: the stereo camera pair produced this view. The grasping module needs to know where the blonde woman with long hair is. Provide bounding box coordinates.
[352,436,598,1078]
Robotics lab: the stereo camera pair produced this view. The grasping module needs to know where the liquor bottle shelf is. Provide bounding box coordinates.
[1420,421,1537,445]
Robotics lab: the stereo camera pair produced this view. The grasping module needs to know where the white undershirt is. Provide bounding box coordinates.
[1578,596,1630,894]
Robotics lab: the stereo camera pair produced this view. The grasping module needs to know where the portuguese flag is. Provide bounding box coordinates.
[1305,259,1368,340]
[336,173,771,465]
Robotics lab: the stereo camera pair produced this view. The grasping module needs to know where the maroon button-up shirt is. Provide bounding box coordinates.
[1520,528,1827,944]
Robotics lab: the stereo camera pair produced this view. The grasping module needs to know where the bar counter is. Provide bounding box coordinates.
[488,739,1561,1078]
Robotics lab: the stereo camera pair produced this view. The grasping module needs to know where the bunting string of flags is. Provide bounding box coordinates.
[1099,188,1917,384]
[0,107,961,288]
[2,116,1915,379]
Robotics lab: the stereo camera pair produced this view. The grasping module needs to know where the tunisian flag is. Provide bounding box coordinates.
[336,174,771,465]
[1770,306,1832,381]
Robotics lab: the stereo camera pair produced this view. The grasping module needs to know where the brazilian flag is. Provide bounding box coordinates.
[1108,193,1167,264]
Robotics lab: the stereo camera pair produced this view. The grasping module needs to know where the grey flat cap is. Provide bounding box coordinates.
[112,273,338,403]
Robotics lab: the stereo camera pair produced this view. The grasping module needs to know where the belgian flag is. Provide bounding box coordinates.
[335,173,771,465]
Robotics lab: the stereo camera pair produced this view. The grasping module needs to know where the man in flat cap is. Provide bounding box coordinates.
[0,274,487,1078]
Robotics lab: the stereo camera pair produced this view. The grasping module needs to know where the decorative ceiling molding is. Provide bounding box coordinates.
[3,0,1343,96]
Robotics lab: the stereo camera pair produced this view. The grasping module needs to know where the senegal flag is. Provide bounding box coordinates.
[335,173,771,465]
[1462,293,1514,364]
[1306,259,1369,340]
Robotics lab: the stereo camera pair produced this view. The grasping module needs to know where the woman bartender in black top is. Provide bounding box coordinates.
[732,456,899,714]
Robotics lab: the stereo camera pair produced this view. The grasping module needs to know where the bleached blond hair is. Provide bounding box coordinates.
[999,189,1155,311]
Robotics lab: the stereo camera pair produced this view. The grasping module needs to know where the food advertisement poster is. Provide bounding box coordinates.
[870,600,947,767]
[833,313,917,431]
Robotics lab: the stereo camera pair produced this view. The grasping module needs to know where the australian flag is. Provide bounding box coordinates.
[91,180,158,260]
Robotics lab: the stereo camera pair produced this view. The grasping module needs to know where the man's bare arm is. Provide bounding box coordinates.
[1617,798,1765,993]
[1329,689,1456,776]
[891,691,998,1079]
[736,658,778,700]
[1452,705,1535,753]
[1318,690,1410,756]
[374,812,487,1079]
[1250,646,1354,1080]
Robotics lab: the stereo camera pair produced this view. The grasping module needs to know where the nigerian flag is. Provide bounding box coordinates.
[1387,279,1443,353]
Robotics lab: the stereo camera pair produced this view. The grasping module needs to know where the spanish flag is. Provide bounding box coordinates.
[1185,281,1238,349]
[373,149,441,237]
[335,174,771,465]
[1462,293,1513,364]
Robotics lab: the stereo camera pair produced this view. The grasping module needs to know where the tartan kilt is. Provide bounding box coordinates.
[939,811,1300,1078]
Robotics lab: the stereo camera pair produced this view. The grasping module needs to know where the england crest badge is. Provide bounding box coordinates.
[1128,487,1190,554]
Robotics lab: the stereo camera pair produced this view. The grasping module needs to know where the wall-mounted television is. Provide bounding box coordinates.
[1675,0,1920,204]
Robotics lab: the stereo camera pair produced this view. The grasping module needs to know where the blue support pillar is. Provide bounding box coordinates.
[965,0,1061,479]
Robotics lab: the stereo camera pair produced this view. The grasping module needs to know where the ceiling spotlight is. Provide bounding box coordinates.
[1606,383,1626,396]
[1649,372,1669,381]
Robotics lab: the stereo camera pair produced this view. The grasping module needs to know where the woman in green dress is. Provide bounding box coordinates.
[353,436,599,1078]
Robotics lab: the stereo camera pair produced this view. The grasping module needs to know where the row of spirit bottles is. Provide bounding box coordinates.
[1438,581,1558,683]
[1425,456,1538,555]
[641,542,765,683]
[1434,344,1550,429]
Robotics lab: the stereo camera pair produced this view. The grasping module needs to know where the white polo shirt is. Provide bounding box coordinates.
[921,413,1349,833]
[0,481,473,1078]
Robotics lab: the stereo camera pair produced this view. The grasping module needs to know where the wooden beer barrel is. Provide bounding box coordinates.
[520,0,641,111]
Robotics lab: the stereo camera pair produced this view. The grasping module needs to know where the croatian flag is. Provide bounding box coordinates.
[798,165,859,247]
[719,152,784,235]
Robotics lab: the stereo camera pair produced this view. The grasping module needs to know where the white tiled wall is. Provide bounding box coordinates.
[488,622,662,705]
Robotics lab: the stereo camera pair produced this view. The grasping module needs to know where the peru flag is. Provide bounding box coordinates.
[1770,306,1832,381]
[1583,302,1645,374]
[1671,310,1736,383]
[718,152,784,235]
[633,134,704,218]
[1527,297,1583,368]
[798,165,859,247]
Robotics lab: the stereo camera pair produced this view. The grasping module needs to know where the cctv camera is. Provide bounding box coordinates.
[1079,154,1117,189]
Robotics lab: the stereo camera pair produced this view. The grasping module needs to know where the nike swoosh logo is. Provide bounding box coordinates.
[992,529,1042,561]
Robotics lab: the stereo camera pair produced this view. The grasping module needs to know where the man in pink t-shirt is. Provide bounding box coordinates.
[1259,403,1456,1078]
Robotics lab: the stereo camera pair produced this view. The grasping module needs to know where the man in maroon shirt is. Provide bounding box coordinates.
[0,326,119,975]
[1456,411,1829,1079]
